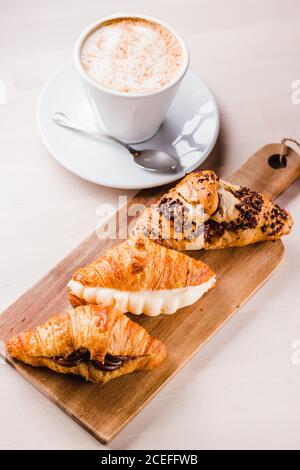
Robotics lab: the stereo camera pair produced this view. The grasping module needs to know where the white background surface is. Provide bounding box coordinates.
[0,0,300,450]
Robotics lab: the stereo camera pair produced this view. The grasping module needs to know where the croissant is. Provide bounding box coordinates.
[68,237,216,316]
[6,305,166,384]
[131,170,293,250]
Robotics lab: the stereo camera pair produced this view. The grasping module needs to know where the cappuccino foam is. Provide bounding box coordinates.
[80,17,184,94]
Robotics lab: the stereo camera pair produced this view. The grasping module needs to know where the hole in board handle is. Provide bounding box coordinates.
[268,154,287,169]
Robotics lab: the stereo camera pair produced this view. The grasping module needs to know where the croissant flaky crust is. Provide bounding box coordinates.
[131,170,219,251]
[71,237,214,290]
[131,170,293,250]
[68,237,216,316]
[203,179,292,249]
[6,305,166,383]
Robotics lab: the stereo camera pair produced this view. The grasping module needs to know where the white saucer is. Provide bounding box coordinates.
[37,62,219,189]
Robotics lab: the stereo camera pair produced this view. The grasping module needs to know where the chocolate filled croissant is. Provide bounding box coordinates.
[131,170,293,250]
[6,305,166,383]
[68,237,216,316]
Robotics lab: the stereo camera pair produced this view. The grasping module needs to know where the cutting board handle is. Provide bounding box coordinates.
[228,143,300,199]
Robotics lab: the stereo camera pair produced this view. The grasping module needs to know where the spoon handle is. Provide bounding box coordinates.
[53,112,137,155]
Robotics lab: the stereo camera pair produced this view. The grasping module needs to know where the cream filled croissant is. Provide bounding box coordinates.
[131,170,293,250]
[6,305,166,384]
[68,237,216,316]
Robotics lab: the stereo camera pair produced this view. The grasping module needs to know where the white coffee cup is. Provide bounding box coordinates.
[74,13,189,143]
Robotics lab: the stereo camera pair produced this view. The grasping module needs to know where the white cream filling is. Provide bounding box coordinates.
[68,277,216,317]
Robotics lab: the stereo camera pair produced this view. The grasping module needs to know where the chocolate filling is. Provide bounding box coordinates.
[204,185,290,243]
[52,349,133,371]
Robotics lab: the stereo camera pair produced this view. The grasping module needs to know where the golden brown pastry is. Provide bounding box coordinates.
[131,170,293,250]
[68,237,216,316]
[131,170,218,251]
[203,179,292,249]
[6,304,166,384]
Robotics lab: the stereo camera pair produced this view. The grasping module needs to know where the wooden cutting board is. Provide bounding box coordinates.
[1,143,300,444]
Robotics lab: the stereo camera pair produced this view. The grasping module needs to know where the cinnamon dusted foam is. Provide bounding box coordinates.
[80,17,184,94]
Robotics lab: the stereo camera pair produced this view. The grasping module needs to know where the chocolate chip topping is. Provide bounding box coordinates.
[193,170,219,183]
[204,185,291,243]
[260,204,290,237]
[158,196,186,224]
[157,196,202,241]
[233,187,264,228]
[204,186,265,242]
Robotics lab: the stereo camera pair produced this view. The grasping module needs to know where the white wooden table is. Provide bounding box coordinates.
[1,0,300,450]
